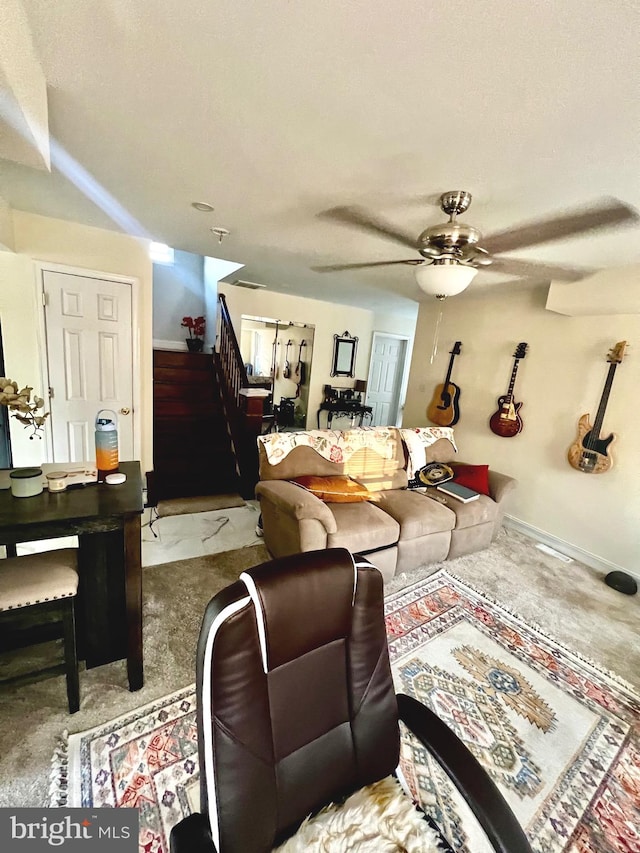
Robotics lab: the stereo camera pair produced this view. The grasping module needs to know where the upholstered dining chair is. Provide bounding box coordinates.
[170,548,533,853]
[0,548,80,713]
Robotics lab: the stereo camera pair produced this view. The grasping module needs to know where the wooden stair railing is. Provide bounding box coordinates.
[214,293,268,497]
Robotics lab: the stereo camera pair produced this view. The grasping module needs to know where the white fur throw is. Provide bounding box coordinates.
[274,776,445,852]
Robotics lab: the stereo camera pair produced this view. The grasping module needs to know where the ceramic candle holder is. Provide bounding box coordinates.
[10,467,44,498]
[46,471,69,492]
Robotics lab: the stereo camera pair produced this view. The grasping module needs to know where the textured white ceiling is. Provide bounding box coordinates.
[2,0,639,316]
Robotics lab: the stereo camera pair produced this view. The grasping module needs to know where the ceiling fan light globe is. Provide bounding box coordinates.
[415,262,478,297]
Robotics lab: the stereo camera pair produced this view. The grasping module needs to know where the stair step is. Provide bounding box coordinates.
[153,350,213,369]
[154,366,216,384]
[154,400,222,417]
[154,477,241,500]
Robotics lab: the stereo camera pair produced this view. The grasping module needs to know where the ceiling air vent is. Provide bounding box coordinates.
[232,279,267,290]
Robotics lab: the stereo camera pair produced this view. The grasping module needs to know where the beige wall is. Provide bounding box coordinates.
[219,284,376,429]
[0,251,43,465]
[403,284,640,575]
[8,211,153,470]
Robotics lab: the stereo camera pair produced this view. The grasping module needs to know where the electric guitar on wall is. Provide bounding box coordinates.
[294,340,307,398]
[283,340,293,379]
[427,341,462,427]
[567,341,626,474]
[489,342,528,437]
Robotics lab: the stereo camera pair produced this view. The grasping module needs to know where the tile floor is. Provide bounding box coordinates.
[12,500,263,567]
[141,500,263,566]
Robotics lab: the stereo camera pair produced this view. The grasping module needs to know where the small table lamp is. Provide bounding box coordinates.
[354,379,367,400]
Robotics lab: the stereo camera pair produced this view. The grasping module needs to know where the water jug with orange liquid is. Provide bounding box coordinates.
[95,409,119,481]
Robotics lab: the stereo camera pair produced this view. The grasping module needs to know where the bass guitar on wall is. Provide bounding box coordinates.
[489,342,528,437]
[567,341,626,474]
[427,341,462,427]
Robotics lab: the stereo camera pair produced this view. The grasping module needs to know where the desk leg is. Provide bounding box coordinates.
[317,410,321,429]
[124,513,143,691]
[78,531,127,668]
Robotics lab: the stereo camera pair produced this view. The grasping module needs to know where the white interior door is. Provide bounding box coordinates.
[43,270,134,463]
[366,335,407,426]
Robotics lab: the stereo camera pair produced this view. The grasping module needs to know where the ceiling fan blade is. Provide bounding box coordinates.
[311,259,420,272]
[483,198,639,254]
[317,205,417,250]
[488,256,595,282]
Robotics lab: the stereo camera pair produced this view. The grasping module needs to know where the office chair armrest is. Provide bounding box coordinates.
[170,813,217,853]
[397,694,533,853]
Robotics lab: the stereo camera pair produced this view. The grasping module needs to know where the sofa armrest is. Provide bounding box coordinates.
[255,480,338,534]
[453,462,517,505]
[487,470,517,505]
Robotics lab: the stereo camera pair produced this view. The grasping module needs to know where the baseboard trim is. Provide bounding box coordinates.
[503,515,640,583]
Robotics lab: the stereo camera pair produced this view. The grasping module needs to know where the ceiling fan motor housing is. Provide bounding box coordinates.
[418,222,483,259]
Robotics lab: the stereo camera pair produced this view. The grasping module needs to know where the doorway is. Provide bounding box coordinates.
[366,333,409,426]
[41,267,139,463]
[239,315,315,429]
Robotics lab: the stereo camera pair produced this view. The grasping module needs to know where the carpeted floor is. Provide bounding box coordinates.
[55,568,639,853]
[0,528,638,811]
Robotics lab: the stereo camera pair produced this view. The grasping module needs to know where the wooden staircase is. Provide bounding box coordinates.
[151,349,241,501]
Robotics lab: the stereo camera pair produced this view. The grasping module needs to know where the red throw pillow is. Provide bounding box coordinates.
[451,464,491,497]
[290,475,372,503]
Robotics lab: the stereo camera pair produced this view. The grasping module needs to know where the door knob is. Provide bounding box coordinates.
[120,407,131,415]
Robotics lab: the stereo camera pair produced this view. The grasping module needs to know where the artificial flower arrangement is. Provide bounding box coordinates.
[181,315,206,340]
[0,378,49,439]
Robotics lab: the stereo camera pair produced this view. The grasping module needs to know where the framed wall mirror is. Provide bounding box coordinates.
[331,331,358,377]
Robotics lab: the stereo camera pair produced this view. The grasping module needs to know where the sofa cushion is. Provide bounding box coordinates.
[326,503,400,553]
[376,490,455,541]
[443,494,499,529]
[290,475,372,503]
[451,463,491,496]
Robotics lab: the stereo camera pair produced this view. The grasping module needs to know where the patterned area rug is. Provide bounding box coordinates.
[49,570,640,853]
[388,572,640,853]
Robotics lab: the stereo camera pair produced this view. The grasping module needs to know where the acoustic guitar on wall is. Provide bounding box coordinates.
[427,341,462,427]
[489,342,528,437]
[567,341,626,474]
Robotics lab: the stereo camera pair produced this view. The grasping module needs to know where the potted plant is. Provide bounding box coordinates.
[181,316,206,352]
[0,378,49,439]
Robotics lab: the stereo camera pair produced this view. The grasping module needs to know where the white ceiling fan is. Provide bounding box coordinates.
[313,192,639,299]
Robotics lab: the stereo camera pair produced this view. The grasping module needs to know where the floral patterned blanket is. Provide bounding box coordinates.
[258,426,456,467]
[258,427,398,465]
[399,427,457,477]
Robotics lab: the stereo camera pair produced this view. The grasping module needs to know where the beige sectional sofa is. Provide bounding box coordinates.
[255,427,516,582]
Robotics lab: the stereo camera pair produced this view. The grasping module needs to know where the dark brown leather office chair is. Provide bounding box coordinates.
[170,548,533,853]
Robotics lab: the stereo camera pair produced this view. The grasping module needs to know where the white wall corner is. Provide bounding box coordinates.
[546,265,640,316]
[0,197,15,251]
[0,0,50,171]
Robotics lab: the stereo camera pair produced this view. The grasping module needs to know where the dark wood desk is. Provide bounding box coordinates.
[0,461,144,690]
[317,401,373,429]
